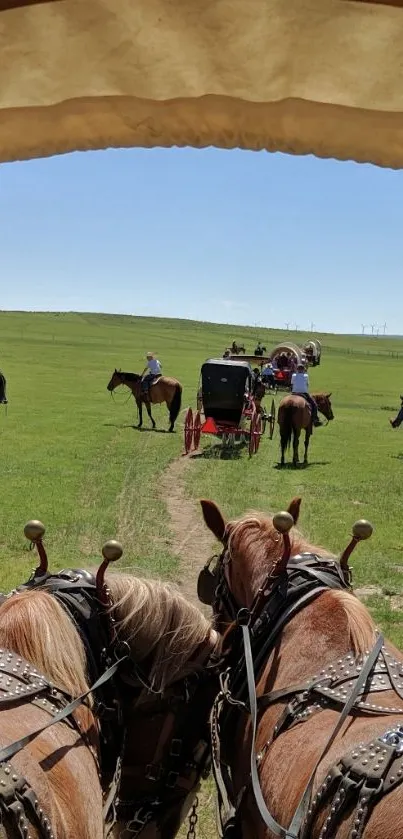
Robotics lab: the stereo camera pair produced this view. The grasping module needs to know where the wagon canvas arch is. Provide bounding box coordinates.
[1,0,403,167]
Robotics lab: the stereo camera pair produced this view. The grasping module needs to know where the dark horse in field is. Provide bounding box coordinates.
[278,392,333,466]
[0,370,7,404]
[107,369,182,432]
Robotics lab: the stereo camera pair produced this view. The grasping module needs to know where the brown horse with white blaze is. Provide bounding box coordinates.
[107,369,182,431]
[199,496,403,839]
[278,392,334,466]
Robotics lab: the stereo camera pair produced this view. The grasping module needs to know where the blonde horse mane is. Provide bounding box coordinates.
[227,511,376,656]
[0,590,90,696]
[107,573,215,693]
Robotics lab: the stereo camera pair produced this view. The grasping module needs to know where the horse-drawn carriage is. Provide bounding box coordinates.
[303,338,322,367]
[269,342,305,390]
[184,358,273,456]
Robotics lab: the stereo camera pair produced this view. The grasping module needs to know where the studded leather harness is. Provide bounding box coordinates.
[203,551,403,839]
[0,564,220,839]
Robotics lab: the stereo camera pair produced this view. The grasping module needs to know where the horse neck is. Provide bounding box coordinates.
[107,574,216,693]
[257,589,377,693]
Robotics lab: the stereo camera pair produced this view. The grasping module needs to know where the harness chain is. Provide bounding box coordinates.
[210,552,403,839]
[186,796,199,839]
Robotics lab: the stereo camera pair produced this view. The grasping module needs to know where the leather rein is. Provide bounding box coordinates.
[199,545,403,839]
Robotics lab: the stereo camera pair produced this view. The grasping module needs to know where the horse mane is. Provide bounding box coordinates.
[0,590,90,696]
[227,512,376,656]
[107,573,215,693]
[118,371,141,382]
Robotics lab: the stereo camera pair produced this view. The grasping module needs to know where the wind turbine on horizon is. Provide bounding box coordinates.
[382,322,387,335]
[285,322,290,330]
[370,323,376,335]
[361,324,366,335]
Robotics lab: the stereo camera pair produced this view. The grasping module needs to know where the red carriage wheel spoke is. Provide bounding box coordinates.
[193,411,202,450]
[184,407,194,454]
[248,408,256,457]
[254,413,263,453]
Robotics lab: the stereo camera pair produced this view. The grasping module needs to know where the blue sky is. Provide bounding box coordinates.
[0,147,402,334]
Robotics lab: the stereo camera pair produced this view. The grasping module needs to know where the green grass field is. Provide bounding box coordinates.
[1,310,403,647]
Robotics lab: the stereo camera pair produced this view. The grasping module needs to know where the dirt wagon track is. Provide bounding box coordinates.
[159,456,216,614]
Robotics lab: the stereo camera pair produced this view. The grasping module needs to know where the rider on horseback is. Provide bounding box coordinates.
[291,363,322,427]
[141,352,162,398]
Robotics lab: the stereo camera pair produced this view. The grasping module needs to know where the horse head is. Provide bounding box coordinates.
[314,391,334,421]
[199,497,303,618]
[106,368,123,391]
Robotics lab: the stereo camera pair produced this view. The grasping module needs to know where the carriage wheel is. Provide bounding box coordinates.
[184,407,194,454]
[248,410,256,457]
[268,399,276,440]
[193,411,202,450]
[253,413,263,454]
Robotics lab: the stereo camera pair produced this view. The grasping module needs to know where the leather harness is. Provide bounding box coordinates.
[199,549,403,839]
[0,565,219,839]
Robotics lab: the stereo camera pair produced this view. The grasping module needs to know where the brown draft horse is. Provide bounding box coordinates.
[200,496,403,839]
[278,392,334,466]
[0,565,219,839]
[0,589,105,839]
[107,369,182,432]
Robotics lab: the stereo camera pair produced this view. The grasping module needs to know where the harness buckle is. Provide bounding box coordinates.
[145,763,163,782]
[236,608,250,627]
[166,770,179,788]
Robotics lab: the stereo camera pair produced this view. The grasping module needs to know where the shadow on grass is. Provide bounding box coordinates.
[190,443,246,460]
[274,460,331,470]
[103,422,171,434]
[391,453,403,460]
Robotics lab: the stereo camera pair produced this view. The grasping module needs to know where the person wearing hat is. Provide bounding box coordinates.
[291,363,322,427]
[141,352,162,396]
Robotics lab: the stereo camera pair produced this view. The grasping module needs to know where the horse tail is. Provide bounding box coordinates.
[169,383,182,425]
[280,404,294,451]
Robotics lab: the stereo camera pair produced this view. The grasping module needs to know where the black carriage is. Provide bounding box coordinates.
[184,359,265,456]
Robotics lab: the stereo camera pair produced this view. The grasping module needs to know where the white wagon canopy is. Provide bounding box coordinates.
[1,0,403,165]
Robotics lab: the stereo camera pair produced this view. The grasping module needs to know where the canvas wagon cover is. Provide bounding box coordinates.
[1,0,403,167]
[269,343,304,363]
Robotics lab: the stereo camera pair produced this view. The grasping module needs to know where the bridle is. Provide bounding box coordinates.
[198,512,403,839]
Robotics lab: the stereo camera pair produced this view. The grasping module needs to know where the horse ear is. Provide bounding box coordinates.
[200,499,226,542]
[287,497,302,525]
[326,392,332,398]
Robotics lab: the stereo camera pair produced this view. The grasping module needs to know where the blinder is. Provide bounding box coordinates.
[197,556,220,606]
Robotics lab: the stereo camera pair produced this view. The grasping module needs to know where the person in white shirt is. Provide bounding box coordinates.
[141,352,162,396]
[291,364,322,426]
